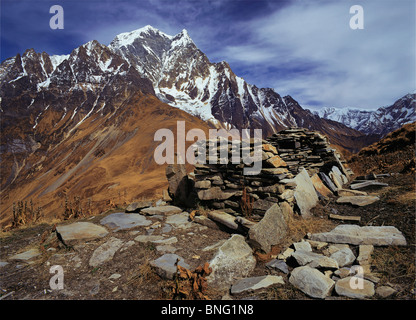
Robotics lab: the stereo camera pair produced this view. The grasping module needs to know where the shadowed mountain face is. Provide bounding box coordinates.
[1,25,380,225]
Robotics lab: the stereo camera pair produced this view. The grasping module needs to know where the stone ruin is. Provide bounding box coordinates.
[166,127,354,220]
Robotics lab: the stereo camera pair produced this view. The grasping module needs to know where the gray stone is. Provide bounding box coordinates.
[134,235,165,243]
[357,245,374,265]
[0,261,9,267]
[293,168,319,217]
[319,172,338,193]
[207,210,239,230]
[125,201,153,213]
[292,240,312,252]
[265,259,289,274]
[156,245,177,253]
[89,237,124,267]
[150,253,190,279]
[231,275,284,294]
[165,212,191,228]
[335,276,375,299]
[336,196,379,207]
[195,180,211,189]
[309,225,407,246]
[100,212,151,231]
[350,181,388,190]
[289,266,335,299]
[162,224,173,233]
[56,222,109,242]
[248,203,289,253]
[152,236,178,245]
[376,286,397,298]
[207,234,256,289]
[329,247,356,267]
[291,250,339,269]
[141,205,183,216]
[9,248,41,261]
[337,189,368,196]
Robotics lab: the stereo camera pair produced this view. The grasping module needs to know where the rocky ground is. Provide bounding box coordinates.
[0,174,414,300]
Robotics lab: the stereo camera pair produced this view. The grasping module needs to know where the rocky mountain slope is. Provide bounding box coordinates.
[0,25,380,225]
[313,93,416,137]
[348,122,416,175]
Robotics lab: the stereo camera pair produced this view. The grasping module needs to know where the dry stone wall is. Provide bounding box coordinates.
[188,128,353,218]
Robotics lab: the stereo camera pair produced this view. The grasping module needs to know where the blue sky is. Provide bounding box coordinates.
[1,0,415,110]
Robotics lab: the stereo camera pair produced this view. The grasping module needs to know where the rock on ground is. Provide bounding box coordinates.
[150,253,190,280]
[289,266,335,299]
[207,234,256,290]
[293,168,319,217]
[335,276,375,299]
[309,224,407,246]
[100,212,151,231]
[140,206,183,216]
[56,222,109,242]
[248,203,289,253]
[329,247,356,267]
[231,275,284,294]
[89,237,124,267]
[336,196,379,207]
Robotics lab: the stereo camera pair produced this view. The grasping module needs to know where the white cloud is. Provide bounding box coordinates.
[218,0,415,109]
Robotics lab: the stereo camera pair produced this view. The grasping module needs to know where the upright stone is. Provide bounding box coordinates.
[207,234,256,290]
[293,168,319,217]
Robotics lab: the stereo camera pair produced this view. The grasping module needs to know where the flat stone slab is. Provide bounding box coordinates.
[140,205,183,216]
[100,212,151,231]
[9,248,41,261]
[150,254,190,279]
[291,250,339,269]
[165,212,191,228]
[309,225,407,246]
[56,222,108,241]
[231,275,284,294]
[134,235,165,243]
[265,259,289,274]
[336,196,379,207]
[337,189,368,196]
[89,237,124,267]
[335,276,375,299]
[350,181,388,190]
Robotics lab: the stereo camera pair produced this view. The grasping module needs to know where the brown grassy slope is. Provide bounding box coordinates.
[0,93,211,228]
[348,122,415,176]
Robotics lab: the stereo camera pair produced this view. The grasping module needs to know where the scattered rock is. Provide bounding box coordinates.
[141,205,183,216]
[350,181,388,190]
[265,259,289,274]
[357,245,374,266]
[89,237,124,267]
[9,248,41,261]
[289,266,335,299]
[156,245,177,253]
[152,236,178,245]
[109,273,122,280]
[134,235,165,243]
[125,201,153,213]
[337,189,367,197]
[278,248,294,261]
[319,172,338,193]
[100,212,151,231]
[292,240,312,252]
[376,286,397,298]
[329,214,361,223]
[329,247,356,267]
[56,222,109,242]
[207,210,239,231]
[290,250,339,269]
[307,240,328,250]
[150,253,190,280]
[231,275,284,294]
[248,203,289,253]
[336,196,379,207]
[309,225,407,246]
[207,234,256,289]
[311,173,333,198]
[335,276,375,299]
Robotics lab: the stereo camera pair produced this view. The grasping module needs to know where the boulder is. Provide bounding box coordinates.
[335,276,375,299]
[248,203,289,253]
[231,275,284,294]
[309,225,407,246]
[293,168,319,217]
[150,253,190,280]
[289,266,335,299]
[336,196,379,207]
[89,237,124,267]
[166,163,195,206]
[207,234,256,289]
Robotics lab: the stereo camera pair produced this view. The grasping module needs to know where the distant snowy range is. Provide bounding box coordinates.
[308,93,416,137]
